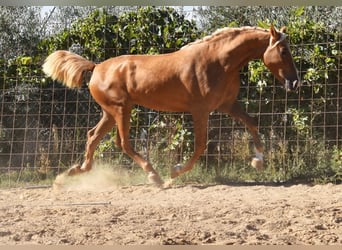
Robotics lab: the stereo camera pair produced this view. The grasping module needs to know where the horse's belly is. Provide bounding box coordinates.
[133,93,191,112]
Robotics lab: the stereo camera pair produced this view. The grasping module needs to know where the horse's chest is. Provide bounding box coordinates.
[200,74,240,108]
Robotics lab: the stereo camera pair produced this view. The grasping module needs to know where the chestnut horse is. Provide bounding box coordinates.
[43,25,299,185]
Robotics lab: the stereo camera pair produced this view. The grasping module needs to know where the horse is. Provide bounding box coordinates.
[43,25,299,185]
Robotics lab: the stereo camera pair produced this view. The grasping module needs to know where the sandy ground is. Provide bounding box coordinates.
[0,166,341,245]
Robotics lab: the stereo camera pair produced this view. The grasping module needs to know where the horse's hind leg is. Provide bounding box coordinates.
[111,105,164,185]
[218,101,264,170]
[68,110,116,176]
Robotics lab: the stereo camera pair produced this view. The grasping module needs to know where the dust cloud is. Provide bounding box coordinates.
[53,163,144,191]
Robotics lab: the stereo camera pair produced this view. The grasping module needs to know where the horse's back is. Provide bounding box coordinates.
[89,52,195,111]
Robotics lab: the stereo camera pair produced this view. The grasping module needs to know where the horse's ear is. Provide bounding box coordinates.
[280,26,287,33]
[270,24,280,41]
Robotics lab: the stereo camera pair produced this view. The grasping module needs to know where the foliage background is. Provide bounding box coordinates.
[0,6,341,186]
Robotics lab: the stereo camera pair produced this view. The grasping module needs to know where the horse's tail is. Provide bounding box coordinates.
[42,50,96,88]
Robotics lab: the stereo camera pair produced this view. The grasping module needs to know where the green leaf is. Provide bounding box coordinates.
[294,6,305,17]
[20,57,32,65]
[257,20,269,29]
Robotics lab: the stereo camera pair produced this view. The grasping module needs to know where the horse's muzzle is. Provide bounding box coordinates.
[285,79,299,92]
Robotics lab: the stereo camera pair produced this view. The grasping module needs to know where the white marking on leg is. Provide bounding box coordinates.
[174,164,183,173]
[251,149,264,170]
[255,151,264,161]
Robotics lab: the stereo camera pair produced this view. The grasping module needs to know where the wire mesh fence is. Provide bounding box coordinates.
[0,7,341,186]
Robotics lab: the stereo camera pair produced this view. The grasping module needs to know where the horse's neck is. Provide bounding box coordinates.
[219,31,270,70]
[243,32,269,59]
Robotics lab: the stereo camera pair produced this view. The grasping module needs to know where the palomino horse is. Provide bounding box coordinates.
[43,25,299,185]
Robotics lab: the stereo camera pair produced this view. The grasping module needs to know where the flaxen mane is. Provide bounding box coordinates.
[182,26,269,49]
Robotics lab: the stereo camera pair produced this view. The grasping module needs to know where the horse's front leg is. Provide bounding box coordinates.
[218,101,264,170]
[67,111,116,176]
[171,112,209,178]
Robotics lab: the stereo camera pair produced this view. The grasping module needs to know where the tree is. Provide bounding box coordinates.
[196,6,291,32]
[38,6,199,60]
[196,6,341,33]
[40,6,138,37]
[0,6,42,59]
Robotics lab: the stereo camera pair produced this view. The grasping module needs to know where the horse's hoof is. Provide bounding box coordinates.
[163,179,174,189]
[148,172,164,186]
[67,164,82,176]
[251,158,264,171]
[170,164,183,179]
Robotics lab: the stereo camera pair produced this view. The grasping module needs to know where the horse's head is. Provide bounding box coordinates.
[263,25,300,92]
